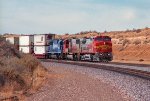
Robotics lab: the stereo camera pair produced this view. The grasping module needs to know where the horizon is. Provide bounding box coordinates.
[2,27,149,35]
[0,0,150,34]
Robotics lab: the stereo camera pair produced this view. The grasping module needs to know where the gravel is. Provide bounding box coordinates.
[92,62,150,72]
[28,62,150,101]
[63,60,150,72]
[46,62,150,101]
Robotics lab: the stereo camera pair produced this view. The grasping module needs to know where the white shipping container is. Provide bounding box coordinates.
[6,37,19,45]
[19,46,34,54]
[34,45,49,55]
[19,35,34,46]
[34,34,55,46]
[6,37,14,44]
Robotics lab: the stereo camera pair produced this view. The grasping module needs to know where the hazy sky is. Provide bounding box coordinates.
[0,0,150,34]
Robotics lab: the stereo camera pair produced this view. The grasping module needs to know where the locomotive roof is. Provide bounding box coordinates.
[94,35,111,38]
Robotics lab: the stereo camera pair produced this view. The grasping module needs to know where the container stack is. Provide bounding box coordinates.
[5,34,55,58]
[34,34,55,58]
[6,36,19,50]
[19,35,34,54]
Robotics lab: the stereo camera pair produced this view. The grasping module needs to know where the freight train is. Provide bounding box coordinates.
[5,34,113,61]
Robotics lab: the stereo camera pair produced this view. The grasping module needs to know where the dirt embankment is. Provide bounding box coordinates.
[56,28,150,64]
[0,36,48,100]
[108,28,150,64]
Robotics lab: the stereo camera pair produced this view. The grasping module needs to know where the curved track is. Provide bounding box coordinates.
[41,59,150,80]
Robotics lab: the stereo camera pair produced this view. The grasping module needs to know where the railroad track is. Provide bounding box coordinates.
[41,59,150,80]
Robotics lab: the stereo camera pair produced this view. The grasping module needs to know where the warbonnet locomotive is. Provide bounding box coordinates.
[46,36,113,61]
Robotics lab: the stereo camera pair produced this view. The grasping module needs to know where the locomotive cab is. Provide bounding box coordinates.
[93,36,113,61]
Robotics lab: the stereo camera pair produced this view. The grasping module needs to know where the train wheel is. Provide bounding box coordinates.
[90,54,93,61]
[62,54,65,60]
[56,54,59,60]
[73,54,77,61]
[45,54,47,59]
[99,57,103,62]
[48,54,51,59]
[77,53,80,61]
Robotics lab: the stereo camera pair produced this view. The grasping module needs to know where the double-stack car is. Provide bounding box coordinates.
[5,34,113,62]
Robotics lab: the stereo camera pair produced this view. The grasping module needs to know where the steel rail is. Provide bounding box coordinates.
[41,59,150,80]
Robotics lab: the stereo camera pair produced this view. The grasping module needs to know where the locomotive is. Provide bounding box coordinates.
[46,36,113,61]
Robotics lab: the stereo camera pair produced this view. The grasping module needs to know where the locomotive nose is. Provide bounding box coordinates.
[94,41,112,52]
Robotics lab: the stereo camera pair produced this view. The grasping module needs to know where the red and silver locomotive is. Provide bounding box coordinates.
[62,36,113,61]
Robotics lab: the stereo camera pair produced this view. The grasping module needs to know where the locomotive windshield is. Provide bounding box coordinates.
[94,36,111,41]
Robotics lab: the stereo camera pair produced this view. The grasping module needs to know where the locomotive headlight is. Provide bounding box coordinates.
[108,53,112,56]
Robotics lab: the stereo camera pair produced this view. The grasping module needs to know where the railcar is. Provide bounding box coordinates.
[63,38,80,60]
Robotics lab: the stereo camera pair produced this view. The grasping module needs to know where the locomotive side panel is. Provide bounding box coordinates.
[63,39,79,54]
[80,38,93,54]
[48,39,63,54]
[63,39,69,53]
[71,39,80,53]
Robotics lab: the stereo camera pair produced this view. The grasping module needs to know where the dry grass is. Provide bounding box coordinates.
[0,37,48,100]
[132,39,141,45]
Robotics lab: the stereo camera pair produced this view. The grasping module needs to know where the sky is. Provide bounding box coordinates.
[0,0,150,34]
